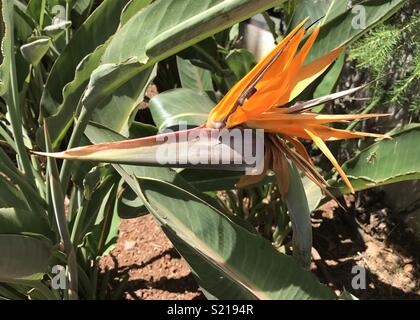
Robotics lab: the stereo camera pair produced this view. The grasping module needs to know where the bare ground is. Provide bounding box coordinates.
[101,193,420,300]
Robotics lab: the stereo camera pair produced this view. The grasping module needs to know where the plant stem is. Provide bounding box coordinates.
[6,6,36,187]
[60,107,91,191]
[70,197,89,246]
[97,184,119,255]
[39,0,47,29]
[65,2,71,44]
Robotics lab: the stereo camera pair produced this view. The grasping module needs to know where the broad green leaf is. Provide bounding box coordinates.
[0,176,27,209]
[0,0,13,96]
[0,207,52,238]
[117,182,148,219]
[0,148,46,214]
[322,0,349,23]
[307,0,406,63]
[288,0,330,30]
[225,49,256,81]
[337,125,420,193]
[123,170,334,299]
[288,0,349,31]
[128,121,158,139]
[20,37,51,66]
[71,0,94,29]
[84,183,120,257]
[102,0,282,65]
[178,37,220,72]
[0,123,16,152]
[180,169,243,191]
[90,66,156,136]
[120,0,153,26]
[177,56,214,92]
[40,0,132,115]
[39,43,106,149]
[286,163,312,269]
[0,235,52,281]
[14,4,36,42]
[149,88,215,131]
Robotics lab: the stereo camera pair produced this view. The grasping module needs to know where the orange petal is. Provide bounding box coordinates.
[253,112,389,125]
[228,26,324,128]
[206,18,309,127]
[307,126,390,141]
[304,128,355,193]
[287,47,343,102]
[274,26,322,106]
[225,28,307,127]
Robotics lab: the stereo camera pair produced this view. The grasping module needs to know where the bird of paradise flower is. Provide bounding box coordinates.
[36,18,388,198]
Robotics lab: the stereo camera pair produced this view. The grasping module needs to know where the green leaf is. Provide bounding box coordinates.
[84,183,120,257]
[14,4,36,42]
[90,66,156,136]
[39,43,106,149]
[40,0,132,115]
[307,0,406,63]
[0,175,27,209]
[116,182,148,219]
[0,0,13,97]
[0,207,52,238]
[0,235,52,281]
[339,125,420,193]
[20,37,51,66]
[0,148,46,213]
[102,0,282,65]
[39,0,154,148]
[177,56,214,92]
[120,0,153,26]
[122,170,334,299]
[178,37,220,72]
[180,169,243,191]
[225,49,256,81]
[149,88,215,131]
[286,163,312,269]
[288,0,349,31]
